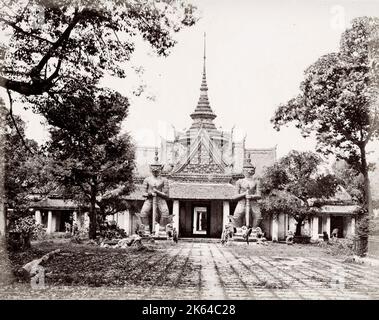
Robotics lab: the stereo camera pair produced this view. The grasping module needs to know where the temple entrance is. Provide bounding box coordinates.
[193,206,209,235]
[330,216,344,238]
[190,203,211,237]
[179,200,222,238]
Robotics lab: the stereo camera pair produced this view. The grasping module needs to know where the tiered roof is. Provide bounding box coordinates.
[189,33,217,130]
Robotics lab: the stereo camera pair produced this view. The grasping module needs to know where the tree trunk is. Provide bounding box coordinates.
[88,180,97,240]
[360,145,373,217]
[0,106,14,285]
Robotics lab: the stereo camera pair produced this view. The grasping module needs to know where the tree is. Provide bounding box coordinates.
[261,151,339,236]
[0,98,53,282]
[272,17,379,219]
[46,89,135,239]
[0,0,197,97]
[0,100,12,285]
[1,100,55,247]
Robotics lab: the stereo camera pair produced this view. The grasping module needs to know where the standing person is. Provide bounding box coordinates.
[172,227,178,244]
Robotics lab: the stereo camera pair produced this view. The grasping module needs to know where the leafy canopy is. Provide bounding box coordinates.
[261,151,339,224]
[0,0,197,97]
[1,99,53,215]
[46,89,135,216]
[272,17,379,172]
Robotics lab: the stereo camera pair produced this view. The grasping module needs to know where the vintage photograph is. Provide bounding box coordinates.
[0,0,379,301]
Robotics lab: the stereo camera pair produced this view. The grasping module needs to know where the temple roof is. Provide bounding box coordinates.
[318,205,360,215]
[169,182,235,200]
[124,182,237,201]
[31,198,80,210]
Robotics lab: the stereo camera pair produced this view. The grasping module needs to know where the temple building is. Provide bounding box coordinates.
[108,43,359,241]
[29,39,360,241]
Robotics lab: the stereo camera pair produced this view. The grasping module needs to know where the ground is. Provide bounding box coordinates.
[1,239,379,300]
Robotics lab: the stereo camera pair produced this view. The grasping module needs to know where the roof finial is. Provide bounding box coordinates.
[203,32,206,73]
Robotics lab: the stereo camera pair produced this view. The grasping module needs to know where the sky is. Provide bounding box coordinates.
[2,0,379,162]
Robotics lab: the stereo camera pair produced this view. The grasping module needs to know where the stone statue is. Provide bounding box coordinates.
[138,151,171,235]
[232,156,262,229]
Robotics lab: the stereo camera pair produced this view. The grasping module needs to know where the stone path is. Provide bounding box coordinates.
[2,242,379,299]
[150,242,379,300]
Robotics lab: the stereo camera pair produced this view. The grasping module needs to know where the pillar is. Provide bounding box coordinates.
[324,215,331,237]
[73,211,77,224]
[35,210,42,225]
[311,216,319,241]
[173,200,179,236]
[47,211,53,234]
[76,212,83,229]
[272,214,279,242]
[84,212,90,229]
[222,201,230,232]
[122,210,130,235]
[350,216,356,236]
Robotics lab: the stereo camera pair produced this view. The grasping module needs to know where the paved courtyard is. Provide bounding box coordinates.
[140,242,379,300]
[2,241,379,299]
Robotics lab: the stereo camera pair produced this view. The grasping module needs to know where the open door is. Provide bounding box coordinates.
[193,206,208,236]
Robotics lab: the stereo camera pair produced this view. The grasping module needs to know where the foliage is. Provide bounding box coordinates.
[31,223,47,241]
[318,238,355,257]
[1,98,55,251]
[272,17,379,218]
[261,150,339,236]
[99,221,127,240]
[7,216,40,251]
[45,89,135,239]
[1,100,53,212]
[332,160,364,203]
[0,0,198,97]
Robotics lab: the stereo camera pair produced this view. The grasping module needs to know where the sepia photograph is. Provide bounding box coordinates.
[0,0,379,306]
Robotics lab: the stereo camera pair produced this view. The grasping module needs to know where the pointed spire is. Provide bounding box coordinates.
[190,33,217,130]
[203,32,206,73]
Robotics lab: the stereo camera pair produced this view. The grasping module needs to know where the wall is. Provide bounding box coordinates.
[179,201,192,237]
[210,200,223,238]
[278,213,287,240]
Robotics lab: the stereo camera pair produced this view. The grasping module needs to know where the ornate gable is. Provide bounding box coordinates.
[173,129,227,175]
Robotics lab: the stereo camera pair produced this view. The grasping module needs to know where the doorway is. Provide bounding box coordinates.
[330,216,344,238]
[191,202,211,237]
[193,206,208,235]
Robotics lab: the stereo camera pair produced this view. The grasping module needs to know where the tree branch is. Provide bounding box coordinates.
[6,89,34,155]
[0,17,54,44]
